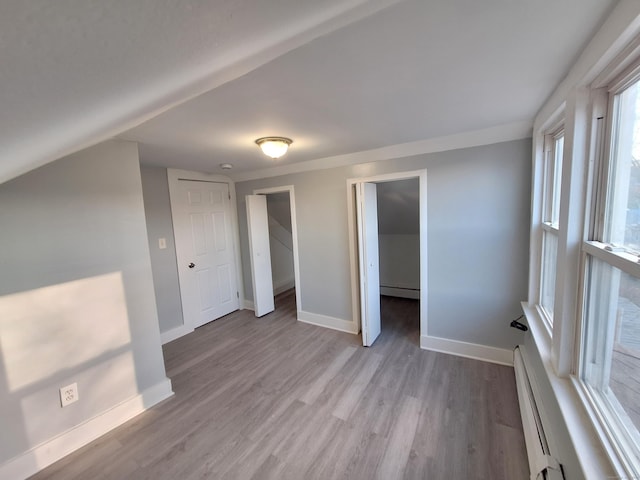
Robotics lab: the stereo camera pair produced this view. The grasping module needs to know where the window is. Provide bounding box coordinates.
[539,130,564,325]
[604,81,640,253]
[580,77,640,474]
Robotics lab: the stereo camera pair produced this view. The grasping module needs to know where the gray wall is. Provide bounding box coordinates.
[236,139,531,350]
[378,235,420,291]
[239,167,354,320]
[140,166,184,333]
[0,141,169,465]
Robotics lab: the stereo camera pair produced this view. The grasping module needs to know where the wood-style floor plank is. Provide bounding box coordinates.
[29,291,529,480]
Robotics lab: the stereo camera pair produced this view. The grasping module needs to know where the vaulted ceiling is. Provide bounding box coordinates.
[1,0,616,184]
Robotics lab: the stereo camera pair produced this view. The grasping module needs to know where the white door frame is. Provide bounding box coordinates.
[253,185,302,318]
[346,169,428,339]
[167,168,246,334]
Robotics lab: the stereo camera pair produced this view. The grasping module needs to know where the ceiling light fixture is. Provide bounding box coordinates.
[255,137,292,159]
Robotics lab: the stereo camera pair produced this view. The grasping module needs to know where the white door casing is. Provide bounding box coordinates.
[346,169,427,344]
[172,179,240,329]
[356,182,381,346]
[253,185,302,317]
[246,194,275,317]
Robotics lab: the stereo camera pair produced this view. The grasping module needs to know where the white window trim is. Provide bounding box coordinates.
[584,241,640,277]
[527,60,640,480]
[524,87,637,480]
[574,68,640,477]
[576,372,640,477]
[538,127,564,330]
[525,5,640,479]
[528,107,565,331]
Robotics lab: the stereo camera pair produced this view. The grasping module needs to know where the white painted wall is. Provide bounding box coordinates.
[0,141,171,473]
[140,166,184,333]
[236,138,530,351]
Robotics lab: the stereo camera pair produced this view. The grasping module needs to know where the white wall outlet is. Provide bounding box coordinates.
[60,382,79,407]
[158,237,167,249]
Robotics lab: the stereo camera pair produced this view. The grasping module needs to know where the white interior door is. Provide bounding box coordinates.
[174,180,239,328]
[246,195,275,317]
[356,182,381,346]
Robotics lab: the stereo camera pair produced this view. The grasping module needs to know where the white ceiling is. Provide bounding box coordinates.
[0,0,400,183]
[1,0,616,183]
[123,0,615,178]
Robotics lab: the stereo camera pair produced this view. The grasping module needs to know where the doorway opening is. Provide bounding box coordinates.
[377,178,421,343]
[265,191,297,312]
[247,185,301,318]
[347,170,427,347]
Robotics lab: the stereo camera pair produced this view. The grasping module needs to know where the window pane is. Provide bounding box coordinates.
[582,257,640,447]
[605,81,640,253]
[550,135,564,226]
[540,231,558,323]
[543,134,564,226]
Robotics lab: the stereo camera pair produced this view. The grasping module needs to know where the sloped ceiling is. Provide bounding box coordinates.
[1,0,616,184]
[377,179,419,235]
[266,192,292,232]
[0,0,401,183]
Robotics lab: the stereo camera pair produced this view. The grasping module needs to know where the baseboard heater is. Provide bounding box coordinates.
[513,346,565,480]
[379,285,420,299]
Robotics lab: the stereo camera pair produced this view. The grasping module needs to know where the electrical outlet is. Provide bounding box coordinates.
[60,382,79,407]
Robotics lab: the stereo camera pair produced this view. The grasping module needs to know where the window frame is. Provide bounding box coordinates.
[531,115,565,339]
[523,11,640,479]
[525,71,640,480]
[539,127,565,327]
[574,69,640,476]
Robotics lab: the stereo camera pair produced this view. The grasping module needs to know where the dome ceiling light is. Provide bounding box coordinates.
[255,137,293,159]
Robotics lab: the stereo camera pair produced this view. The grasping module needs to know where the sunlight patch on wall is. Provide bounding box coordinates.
[0,272,132,393]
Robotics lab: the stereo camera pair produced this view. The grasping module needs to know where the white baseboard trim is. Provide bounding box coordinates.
[0,379,174,480]
[273,279,295,296]
[380,286,420,299]
[160,324,193,344]
[420,335,513,366]
[298,310,358,335]
[243,299,255,311]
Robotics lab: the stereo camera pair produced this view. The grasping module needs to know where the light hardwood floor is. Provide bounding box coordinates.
[30,290,529,479]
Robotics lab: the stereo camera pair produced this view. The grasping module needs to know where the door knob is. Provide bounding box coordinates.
[188,262,195,268]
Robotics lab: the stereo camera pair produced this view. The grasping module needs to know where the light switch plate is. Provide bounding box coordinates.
[158,237,167,249]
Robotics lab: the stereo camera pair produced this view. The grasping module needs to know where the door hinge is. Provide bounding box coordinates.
[237,291,239,298]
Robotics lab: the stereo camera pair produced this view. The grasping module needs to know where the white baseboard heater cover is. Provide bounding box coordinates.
[514,346,565,480]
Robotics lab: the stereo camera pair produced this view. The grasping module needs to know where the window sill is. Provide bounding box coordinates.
[521,302,625,479]
[533,304,553,347]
